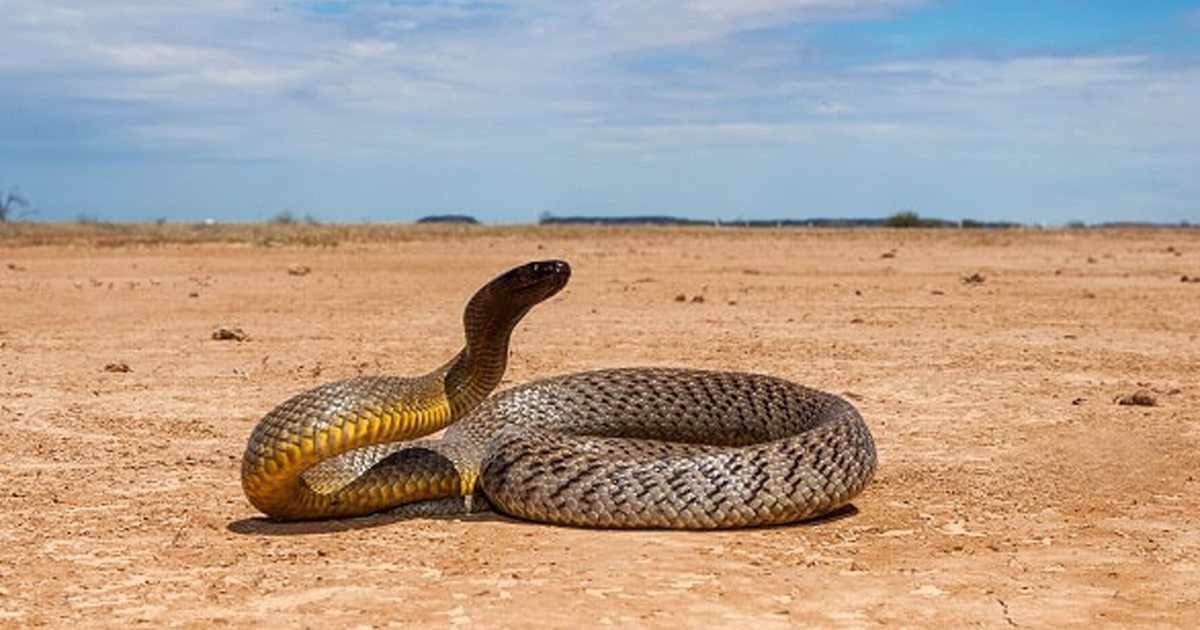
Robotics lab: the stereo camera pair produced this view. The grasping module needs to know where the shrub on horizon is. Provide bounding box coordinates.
[883,210,924,228]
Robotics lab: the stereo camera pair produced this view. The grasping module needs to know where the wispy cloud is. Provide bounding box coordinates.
[0,0,1197,223]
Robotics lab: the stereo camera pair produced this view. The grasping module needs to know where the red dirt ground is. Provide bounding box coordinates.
[1,225,1197,629]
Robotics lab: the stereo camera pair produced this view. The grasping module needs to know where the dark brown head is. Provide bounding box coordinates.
[488,259,571,307]
[462,260,571,341]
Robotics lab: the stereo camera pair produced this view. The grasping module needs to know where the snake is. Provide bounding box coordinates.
[241,260,876,528]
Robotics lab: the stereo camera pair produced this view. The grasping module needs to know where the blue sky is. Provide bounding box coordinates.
[1,0,1198,224]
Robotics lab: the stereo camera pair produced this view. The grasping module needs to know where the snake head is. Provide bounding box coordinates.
[462,259,571,336]
[494,259,571,305]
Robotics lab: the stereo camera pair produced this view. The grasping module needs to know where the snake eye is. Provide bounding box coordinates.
[516,259,570,288]
[491,260,571,300]
[532,259,570,278]
[524,259,564,272]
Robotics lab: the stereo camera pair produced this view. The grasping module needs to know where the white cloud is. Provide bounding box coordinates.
[0,0,1196,222]
[854,55,1200,149]
[862,55,1150,94]
[346,39,398,58]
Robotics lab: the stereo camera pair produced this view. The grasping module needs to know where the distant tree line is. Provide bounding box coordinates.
[417,214,479,224]
[267,209,320,225]
[537,210,1020,229]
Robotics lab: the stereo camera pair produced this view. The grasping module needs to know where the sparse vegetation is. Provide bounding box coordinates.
[0,217,1184,251]
[418,214,479,224]
[268,210,319,225]
[0,221,524,248]
[0,186,31,222]
[883,211,926,228]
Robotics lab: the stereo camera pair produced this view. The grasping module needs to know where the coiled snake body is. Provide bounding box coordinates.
[242,260,876,528]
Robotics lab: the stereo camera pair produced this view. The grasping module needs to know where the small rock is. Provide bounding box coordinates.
[674,294,687,302]
[961,272,986,285]
[690,295,705,304]
[911,584,946,597]
[288,264,311,276]
[6,263,25,271]
[188,291,200,298]
[1182,275,1200,284]
[1117,390,1157,407]
[212,326,249,342]
[941,521,984,537]
[104,361,131,373]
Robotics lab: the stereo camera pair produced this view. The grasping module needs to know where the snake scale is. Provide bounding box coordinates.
[241,260,876,528]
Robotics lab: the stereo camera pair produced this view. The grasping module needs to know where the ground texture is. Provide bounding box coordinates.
[1,225,1197,629]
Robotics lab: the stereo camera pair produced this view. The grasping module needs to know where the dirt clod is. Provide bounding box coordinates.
[103,361,131,373]
[1116,390,1157,406]
[212,326,249,342]
[288,264,312,276]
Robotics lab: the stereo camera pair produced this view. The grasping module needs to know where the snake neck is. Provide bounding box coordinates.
[441,313,521,416]
[437,275,538,415]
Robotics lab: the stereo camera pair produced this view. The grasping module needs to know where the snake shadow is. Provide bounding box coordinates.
[227,509,517,536]
[226,503,860,536]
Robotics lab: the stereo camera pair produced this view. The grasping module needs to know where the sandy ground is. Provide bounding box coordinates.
[1,225,1198,629]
